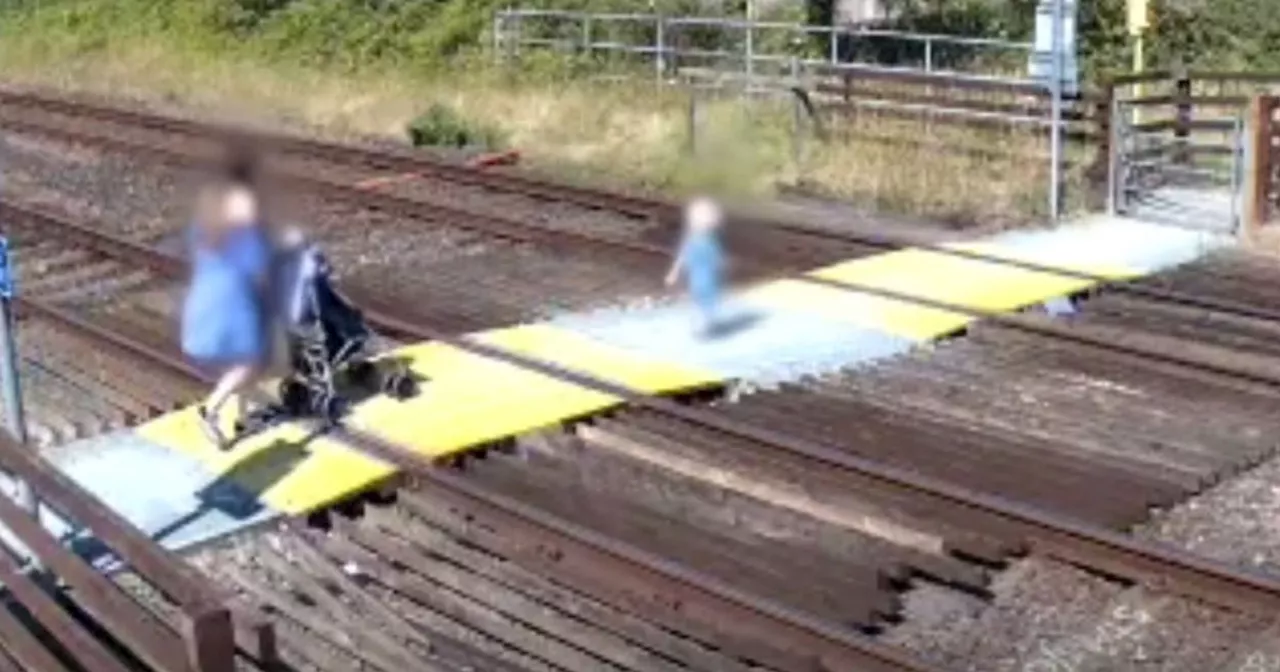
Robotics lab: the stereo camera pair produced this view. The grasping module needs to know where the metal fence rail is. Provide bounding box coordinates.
[493,9,1033,87]
[1104,72,1273,234]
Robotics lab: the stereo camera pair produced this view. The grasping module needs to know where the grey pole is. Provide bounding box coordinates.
[1048,0,1064,223]
[745,0,755,89]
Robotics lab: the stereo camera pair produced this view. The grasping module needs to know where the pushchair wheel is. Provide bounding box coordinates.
[383,372,417,400]
[348,360,377,387]
[312,393,346,422]
[279,380,311,416]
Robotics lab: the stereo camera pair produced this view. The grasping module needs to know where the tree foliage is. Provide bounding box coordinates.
[869,0,1280,77]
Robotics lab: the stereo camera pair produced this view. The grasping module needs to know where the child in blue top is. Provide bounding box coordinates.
[181,183,273,448]
[665,197,726,336]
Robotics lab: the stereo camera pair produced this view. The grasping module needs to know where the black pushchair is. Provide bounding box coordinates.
[274,237,416,420]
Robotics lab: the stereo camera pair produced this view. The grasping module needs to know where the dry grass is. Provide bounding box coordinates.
[0,38,1085,225]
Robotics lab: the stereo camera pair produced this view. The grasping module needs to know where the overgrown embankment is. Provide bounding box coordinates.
[2,0,1271,225]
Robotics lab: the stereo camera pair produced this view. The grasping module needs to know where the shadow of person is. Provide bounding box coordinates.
[65,433,315,571]
[702,309,765,341]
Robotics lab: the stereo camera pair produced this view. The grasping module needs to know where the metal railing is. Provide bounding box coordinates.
[492,9,1034,88]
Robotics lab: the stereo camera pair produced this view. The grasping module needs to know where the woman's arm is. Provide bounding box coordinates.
[229,227,273,287]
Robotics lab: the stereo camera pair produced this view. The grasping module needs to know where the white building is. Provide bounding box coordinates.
[836,0,890,24]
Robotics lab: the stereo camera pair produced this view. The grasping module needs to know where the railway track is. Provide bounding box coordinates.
[0,87,877,273]
[5,85,1278,334]
[13,86,1280,670]
[9,233,932,672]
[12,199,1280,670]
[0,174,875,444]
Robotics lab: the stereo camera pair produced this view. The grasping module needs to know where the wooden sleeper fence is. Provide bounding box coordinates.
[0,435,276,671]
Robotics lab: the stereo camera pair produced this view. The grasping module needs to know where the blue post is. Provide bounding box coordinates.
[0,238,36,520]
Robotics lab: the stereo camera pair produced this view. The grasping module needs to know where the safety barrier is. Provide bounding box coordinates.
[1243,95,1280,236]
[0,434,275,671]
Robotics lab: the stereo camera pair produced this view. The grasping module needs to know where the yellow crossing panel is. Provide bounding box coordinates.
[134,240,1137,516]
[136,407,397,514]
[136,324,718,514]
[741,278,969,340]
[940,241,1140,280]
[346,324,720,458]
[746,246,1142,340]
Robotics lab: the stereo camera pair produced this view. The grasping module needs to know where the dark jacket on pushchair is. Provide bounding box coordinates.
[272,237,372,417]
[276,241,370,367]
[271,232,416,419]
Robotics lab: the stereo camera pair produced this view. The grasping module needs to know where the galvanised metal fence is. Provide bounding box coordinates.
[492,9,1034,89]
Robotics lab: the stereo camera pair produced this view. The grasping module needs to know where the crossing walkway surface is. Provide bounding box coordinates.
[47,213,1230,553]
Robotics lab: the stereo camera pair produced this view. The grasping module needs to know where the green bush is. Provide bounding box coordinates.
[406,103,504,149]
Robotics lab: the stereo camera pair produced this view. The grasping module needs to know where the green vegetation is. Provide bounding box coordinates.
[870,0,1280,77]
[0,0,1272,226]
[407,103,505,150]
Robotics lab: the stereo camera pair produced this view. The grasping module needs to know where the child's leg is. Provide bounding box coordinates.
[690,279,720,336]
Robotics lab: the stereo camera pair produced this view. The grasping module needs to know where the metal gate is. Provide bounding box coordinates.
[1108,94,1246,234]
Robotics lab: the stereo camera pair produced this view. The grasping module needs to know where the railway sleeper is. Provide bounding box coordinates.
[755,384,1190,496]
[547,427,996,598]
[352,505,770,672]
[251,535,437,670]
[467,453,901,629]
[816,370,1229,493]
[33,327,189,417]
[511,434,919,597]
[44,318,200,408]
[598,412,1034,560]
[21,258,130,297]
[806,355,1259,474]
[722,397,1168,531]
[392,485,848,672]
[797,380,1200,502]
[289,527,538,672]
[321,521,687,672]
[23,341,148,427]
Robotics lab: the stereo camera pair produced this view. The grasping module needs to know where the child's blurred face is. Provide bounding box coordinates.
[686,199,723,233]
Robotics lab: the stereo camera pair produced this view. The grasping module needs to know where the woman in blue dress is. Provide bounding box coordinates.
[181,178,273,448]
[665,196,726,336]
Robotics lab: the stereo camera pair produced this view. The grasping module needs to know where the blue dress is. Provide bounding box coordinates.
[679,229,723,315]
[181,224,272,368]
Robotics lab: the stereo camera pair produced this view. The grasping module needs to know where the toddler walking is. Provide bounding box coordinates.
[665,197,726,336]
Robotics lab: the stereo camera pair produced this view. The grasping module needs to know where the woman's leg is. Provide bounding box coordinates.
[198,364,259,446]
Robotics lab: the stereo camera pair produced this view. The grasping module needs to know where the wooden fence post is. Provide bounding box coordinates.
[1173,67,1192,165]
[1088,82,1116,210]
[181,603,237,672]
[1242,95,1275,242]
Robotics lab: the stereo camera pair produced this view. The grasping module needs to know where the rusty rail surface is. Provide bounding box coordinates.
[0,433,274,671]
[18,202,1280,626]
